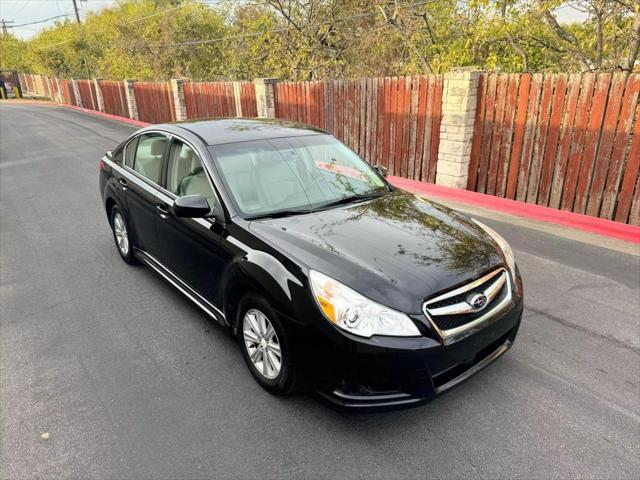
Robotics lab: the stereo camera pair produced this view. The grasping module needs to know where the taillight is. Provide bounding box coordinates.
[99,158,105,170]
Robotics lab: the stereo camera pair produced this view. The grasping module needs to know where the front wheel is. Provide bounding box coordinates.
[238,294,298,395]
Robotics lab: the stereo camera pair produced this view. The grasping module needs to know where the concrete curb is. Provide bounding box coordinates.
[389,176,640,245]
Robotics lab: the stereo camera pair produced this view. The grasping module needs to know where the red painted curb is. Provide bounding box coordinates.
[389,176,640,245]
[63,104,150,127]
[51,102,639,245]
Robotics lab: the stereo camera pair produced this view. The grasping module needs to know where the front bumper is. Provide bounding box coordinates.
[310,297,523,412]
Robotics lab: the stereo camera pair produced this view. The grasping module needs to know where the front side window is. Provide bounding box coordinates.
[167,140,217,208]
[132,134,166,184]
[210,135,387,217]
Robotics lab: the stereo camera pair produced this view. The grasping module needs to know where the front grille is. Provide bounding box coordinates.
[426,273,502,310]
[429,282,506,330]
[423,268,511,341]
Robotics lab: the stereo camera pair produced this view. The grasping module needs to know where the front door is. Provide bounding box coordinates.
[154,138,226,307]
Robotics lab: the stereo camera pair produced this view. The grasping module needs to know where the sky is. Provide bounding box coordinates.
[1,0,590,40]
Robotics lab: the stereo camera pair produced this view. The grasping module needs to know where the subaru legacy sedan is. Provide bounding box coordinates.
[99,119,523,411]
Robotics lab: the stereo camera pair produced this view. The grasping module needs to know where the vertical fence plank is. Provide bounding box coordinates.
[516,74,543,202]
[495,74,520,197]
[538,74,568,206]
[468,74,487,191]
[478,74,498,193]
[585,74,627,217]
[561,73,596,211]
[573,73,611,214]
[428,75,443,184]
[526,74,555,204]
[614,103,640,223]
[486,74,509,195]
[415,75,428,182]
[549,73,581,209]
[505,73,531,199]
[602,76,640,219]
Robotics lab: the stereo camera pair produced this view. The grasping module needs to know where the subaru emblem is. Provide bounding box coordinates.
[467,293,488,311]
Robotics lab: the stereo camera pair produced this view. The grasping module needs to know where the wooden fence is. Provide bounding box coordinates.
[274,77,444,183]
[17,72,639,224]
[133,81,175,124]
[99,80,129,118]
[183,81,257,119]
[469,72,639,224]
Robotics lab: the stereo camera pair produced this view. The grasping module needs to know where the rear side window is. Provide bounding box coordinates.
[132,134,167,185]
[124,137,138,168]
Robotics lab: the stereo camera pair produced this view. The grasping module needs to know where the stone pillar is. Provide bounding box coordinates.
[54,78,63,103]
[253,78,278,118]
[170,79,187,122]
[232,82,243,118]
[71,78,83,107]
[93,79,105,112]
[435,70,482,189]
[123,80,139,120]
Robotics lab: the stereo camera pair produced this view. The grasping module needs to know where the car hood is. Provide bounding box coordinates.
[249,191,504,313]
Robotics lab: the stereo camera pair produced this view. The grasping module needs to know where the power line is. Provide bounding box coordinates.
[5,14,69,28]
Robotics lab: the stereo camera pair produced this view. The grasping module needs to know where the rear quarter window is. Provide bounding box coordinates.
[111,146,124,164]
[124,137,138,168]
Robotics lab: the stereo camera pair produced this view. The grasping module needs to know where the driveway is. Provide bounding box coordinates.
[1,103,638,479]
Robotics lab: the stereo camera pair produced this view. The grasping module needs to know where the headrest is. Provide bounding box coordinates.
[150,139,165,156]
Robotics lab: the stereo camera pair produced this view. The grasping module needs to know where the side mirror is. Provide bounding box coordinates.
[173,194,211,218]
[373,164,388,177]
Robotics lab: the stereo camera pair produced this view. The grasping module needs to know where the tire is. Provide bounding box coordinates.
[110,206,137,265]
[237,293,298,395]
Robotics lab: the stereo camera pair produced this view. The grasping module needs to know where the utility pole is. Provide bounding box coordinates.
[1,19,15,36]
[72,0,81,24]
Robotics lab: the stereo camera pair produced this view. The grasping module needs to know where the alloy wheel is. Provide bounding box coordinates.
[243,308,282,380]
[113,212,130,256]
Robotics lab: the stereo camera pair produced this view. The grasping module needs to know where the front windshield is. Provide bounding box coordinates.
[210,135,388,218]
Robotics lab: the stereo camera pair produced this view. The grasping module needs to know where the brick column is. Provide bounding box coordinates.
[170,79,187,121]
[93,79,105,112]
[71,78,82,107]
[253,78,278,118]
[435,70,482,189]
[123,80,139,120]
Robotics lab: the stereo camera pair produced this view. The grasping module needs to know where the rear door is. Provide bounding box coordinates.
[121,132,170,256]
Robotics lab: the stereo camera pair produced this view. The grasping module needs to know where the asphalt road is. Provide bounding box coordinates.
[1,103,639,479]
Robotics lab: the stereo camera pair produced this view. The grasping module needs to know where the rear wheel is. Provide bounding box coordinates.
[238,294,297,395]
[110,206,136,264]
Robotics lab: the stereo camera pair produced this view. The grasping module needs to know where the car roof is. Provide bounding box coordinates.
[154,118,326,146]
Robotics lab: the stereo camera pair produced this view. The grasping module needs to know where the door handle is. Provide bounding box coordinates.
[118,178,128,189]
[155,203,169,219]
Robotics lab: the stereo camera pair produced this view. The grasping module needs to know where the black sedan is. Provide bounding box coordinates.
[99,119,523,411]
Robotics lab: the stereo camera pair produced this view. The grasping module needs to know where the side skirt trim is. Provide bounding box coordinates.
[135,248,227,326]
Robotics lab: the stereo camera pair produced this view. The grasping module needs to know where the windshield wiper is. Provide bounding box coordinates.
[317,192,385,210]
[247,208,315,220]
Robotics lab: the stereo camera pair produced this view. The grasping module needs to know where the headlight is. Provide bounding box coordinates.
[309,270,421,338]
[472,219,517,283]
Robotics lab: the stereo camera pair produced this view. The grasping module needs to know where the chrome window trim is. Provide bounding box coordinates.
[423,268,513,345]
